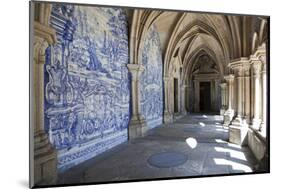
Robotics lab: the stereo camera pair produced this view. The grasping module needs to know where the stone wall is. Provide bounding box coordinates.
[44,5,130,171]
[140,24,164,128]
[248,129,266,161]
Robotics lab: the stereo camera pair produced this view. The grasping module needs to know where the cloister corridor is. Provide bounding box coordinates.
[31,2,269,186]
[57,114,257,185]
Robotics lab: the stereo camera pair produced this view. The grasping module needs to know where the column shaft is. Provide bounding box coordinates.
[252,62,262,129]
[164,77,173,123]
[127,64,147,138]
[223,75,235,126]
[260,57,267,135]
[220,83,227,115]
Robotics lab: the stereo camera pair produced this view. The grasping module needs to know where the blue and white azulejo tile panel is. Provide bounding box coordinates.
[140,24,164,129]
[44,4,130,171]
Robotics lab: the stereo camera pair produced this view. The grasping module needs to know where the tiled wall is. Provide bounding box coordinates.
[140,24,164,128]
[44,5,130,171]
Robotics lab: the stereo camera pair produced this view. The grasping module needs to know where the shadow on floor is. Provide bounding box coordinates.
[57,113,258,185]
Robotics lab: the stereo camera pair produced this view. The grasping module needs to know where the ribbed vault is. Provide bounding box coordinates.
[128,8,268,116]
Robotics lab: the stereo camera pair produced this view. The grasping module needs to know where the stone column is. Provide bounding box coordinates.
[127,64,147,138]
[31,3,58,186]
[31,21,57,185]
[244,64,251,123]
[211,80,215,111]
[259,52,267,136]
[164,76,173,123]
[220,83,227,115]
[180,84,187,115]
[228,58,251,145]
[223,75,235,126]
[251,60,262,129]
[215,80,220,111]
[194,80,200,112]
[185,82,190,112]
[231,68,243,125]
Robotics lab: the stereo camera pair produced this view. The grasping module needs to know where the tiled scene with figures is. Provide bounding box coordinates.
[31,2,269,187]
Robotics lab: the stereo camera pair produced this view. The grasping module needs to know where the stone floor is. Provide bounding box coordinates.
[57,113,258,185]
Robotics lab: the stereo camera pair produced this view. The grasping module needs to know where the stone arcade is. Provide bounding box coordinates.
[31,2,269,186]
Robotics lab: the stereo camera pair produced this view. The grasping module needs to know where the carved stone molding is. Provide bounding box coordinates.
[229,57,251,76]
[127,64,144,80]
[224,74,235,83]
[252,61,262,76]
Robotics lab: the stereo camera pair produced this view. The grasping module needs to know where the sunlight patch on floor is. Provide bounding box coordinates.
[215,139,227,144]
[215,128,228,132]
[226,143,242,149]
[214,147,246,161]
[213,158,252,172]
[198,122,206,127]
[186,137,197,149]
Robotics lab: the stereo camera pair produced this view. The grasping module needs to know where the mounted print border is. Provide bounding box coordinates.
[30,0,270,188]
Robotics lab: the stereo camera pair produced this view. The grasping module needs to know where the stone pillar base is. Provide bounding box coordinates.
[223,109,234,126]
[128,115,147,139]
[164,111,173,124]
[229,125,248,145]
[34,131,57,186]
[220,108,226,115]
[252,118,262,130]
[181,110,187,116]
[231,115,243,126]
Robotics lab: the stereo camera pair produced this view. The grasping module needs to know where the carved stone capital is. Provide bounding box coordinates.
[33,37,49,64]
[250,44,266,75]
[229,57,250,77]
[254,44,266,62]
[33,22,57,65]
[252,61,262,76]
[163,76,172,83]
[34,22,57,45]
[220,83,227,89]
[224,74,235,83]
[127,64,145,81]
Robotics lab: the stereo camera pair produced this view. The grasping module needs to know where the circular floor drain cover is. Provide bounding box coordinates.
[147,152,187,168]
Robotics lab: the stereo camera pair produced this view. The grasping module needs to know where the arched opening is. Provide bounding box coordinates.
[189,53,221,113]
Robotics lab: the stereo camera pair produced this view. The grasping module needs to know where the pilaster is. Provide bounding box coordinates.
[127,64,147,138]
[254,44,267,136]
[163,76,173,123]
[32,19,58,185]
[223,75,235,126]
[229,58,250,126]
[180,84,188,115]
[228,58,251,145]
[220,83,227,115]
[250,56,262,130]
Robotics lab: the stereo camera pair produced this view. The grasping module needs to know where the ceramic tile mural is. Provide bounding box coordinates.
[44,4,130,171]
[140,24,164,128]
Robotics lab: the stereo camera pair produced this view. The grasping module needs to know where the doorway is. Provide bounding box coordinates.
[199,82,211,112]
